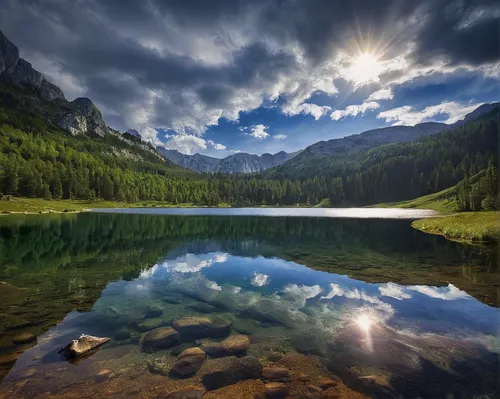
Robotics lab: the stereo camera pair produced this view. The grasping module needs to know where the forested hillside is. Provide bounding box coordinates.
[0,93,498,208]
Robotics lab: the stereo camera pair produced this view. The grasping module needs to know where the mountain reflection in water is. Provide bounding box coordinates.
[0,212,498,398]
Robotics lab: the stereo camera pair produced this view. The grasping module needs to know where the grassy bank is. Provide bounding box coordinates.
[0,197,232,214]
[412,211,500,243]
[373,186,458,213]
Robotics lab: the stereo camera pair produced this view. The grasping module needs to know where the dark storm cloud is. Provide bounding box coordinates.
[0,0,497,136]
[413,0,500,66]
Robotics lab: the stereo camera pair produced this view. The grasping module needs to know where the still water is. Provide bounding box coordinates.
[0,210,498,398]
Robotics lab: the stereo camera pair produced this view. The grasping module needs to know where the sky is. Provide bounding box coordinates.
[0,0,499,157]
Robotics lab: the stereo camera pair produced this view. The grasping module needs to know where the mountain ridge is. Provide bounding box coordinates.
[157,147,300,173]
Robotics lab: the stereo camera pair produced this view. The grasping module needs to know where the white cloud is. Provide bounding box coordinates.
[245,124,270,139]
[367,88,394,101]
[407,284,470,301]
[273,133,288,140]
[162,134,233,155]
[207,140,227,151]
[152,252,228,274]
[330,101,380,121]
[284,102,332,120]
[206,280,222,291]
[377,101,483,126]
[378,282,412,300]
[284,284,322,299]
[251,272,270,287]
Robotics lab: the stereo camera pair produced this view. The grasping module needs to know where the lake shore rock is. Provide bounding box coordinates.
[58,334,110,359]
[262,367,290,382]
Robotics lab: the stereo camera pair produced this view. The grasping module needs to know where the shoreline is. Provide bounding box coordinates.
[1,198,498,244]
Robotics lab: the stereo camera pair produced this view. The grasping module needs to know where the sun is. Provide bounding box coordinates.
[345,52,383,86]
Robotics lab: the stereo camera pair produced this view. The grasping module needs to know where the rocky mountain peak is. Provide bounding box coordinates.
[0,30,65,101]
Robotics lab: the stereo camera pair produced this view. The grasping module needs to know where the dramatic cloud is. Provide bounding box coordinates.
[377,101,483,125]
[379,282,412,300]
[162,134,233,155]
[0,0,498,151]
[331,101,380,121]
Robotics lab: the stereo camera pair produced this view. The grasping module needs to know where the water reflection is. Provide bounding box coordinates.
[0,213,499,397]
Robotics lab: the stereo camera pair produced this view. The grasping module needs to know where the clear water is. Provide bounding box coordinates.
[0,211,498,398]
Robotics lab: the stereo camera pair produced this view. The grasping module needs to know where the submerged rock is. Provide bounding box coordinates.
[265,382,288,397]
[141,327,180,353]
[202,355,262,390]
[262,367,290,382]
[147,357,171,376]
[58,334,110,359]
[172,316,231,340]
[188,303,219,314]
[12,332,37,344]
[171,347,207,376]
[144,305,163,319]
[201,334,250,357]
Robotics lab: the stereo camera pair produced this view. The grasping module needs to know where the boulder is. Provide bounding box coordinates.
[12,332,37,344]
[171,347,206,376]
[262,367,290,382]
[202,355,262,390]
[58,334,110,359]
[220,334,250,355]
[172,317,231,340]
[165,386,205,399]
[201,334,250,358]
[265,382,288,397]
[141,327,180,353]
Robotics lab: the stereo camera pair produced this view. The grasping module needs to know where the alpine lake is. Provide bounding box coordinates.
[0,209,498,398]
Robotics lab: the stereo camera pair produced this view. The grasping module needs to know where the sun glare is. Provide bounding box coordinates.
[346,52,383,85]
[356,313,373,333]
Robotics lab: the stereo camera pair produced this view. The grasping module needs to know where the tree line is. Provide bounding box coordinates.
[0,101,498,209]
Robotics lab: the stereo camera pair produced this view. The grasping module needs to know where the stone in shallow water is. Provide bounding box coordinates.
[202,355,262,390]
[201,334,250,358]
[136,317,163,332]
[262,367,290,382]
[204,380,266,399]
[95,369,113,382]
[171,347,207,376]
[58,334,110,359]
[144,305,163,318]
[173,316,231,340]
[147,357,170,376]
[12,332,37,344]
[188,303,219,313]
[265,382,289,397]
[141,327,180,353]
[114,329,131,340]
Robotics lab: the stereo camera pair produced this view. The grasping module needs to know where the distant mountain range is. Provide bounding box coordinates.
[156,148,300,173]
[264,102,499,178]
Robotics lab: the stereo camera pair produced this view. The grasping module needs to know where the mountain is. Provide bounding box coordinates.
[0,29,165,161]
[157,147,300,173]
[266,103,500,179]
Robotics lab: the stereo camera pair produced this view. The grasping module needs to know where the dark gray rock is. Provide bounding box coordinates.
[172,317,231,340]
